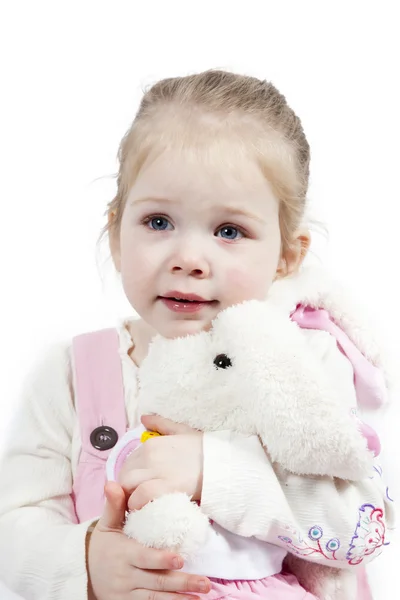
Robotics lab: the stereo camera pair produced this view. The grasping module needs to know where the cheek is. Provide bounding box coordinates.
[223,243,281,302]
[223,266,272,302]
[119,237,154,295]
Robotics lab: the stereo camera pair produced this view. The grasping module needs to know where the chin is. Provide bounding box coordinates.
[161,319,211,339]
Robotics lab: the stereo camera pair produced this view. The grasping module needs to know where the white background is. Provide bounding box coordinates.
[0,1,399,596]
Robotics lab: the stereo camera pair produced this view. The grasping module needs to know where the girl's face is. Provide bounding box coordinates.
[111,146,304,339]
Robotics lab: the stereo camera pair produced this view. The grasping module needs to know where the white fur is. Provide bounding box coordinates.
[283,556,358,600]
[124,492,210,559]
[138,300,373,480]
[124,267,392,600]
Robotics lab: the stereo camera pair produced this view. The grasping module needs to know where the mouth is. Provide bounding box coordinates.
[163,292,212,302]
[159,292,217,313]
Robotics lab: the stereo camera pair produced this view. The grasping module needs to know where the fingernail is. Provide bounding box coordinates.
[173,557,183,569]
[197,579,209,592]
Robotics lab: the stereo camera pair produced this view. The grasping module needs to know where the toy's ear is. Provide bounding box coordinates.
[242,303,375,480]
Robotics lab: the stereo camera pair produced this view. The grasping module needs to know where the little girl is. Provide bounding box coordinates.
[0,70,394,600]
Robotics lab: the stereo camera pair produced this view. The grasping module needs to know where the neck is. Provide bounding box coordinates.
[127,318,157,366]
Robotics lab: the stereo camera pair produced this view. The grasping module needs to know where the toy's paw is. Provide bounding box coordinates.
[124,492,210,560]
[283,555,356,600]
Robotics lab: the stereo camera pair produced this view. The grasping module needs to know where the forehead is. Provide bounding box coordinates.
[128,140,278,210]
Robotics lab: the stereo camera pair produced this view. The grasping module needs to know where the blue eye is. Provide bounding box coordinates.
[147,217,172,231]
[216,226,243,240]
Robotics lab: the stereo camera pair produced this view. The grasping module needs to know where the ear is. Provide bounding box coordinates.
[276,229,311,278]
[108,211,121,272]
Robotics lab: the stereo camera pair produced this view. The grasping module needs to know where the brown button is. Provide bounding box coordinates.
[90,426,118,451]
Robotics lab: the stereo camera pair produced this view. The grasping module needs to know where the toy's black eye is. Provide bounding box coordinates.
[213,354,232,369]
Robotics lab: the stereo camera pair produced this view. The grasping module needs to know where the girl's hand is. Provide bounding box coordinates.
[117,416,204,510]
[87,481,210,600]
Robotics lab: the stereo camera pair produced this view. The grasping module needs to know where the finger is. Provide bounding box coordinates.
[137,569,211,594]
[128,479,175,511]
[126,539,184,571]
[119,468,155,495]
[98,481,127,531]
[141,415,197,435]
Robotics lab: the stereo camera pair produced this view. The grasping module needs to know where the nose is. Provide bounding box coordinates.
[168,239,211,278]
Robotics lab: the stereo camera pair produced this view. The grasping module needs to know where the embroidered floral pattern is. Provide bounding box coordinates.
[278,524,340,561]
[346,503,387,565]
[278,502,388,565]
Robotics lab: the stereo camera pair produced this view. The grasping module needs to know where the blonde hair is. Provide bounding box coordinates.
[104,69,310,253]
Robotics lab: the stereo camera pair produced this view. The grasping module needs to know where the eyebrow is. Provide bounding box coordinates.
[131,196,265,224]
[130,196,180,207]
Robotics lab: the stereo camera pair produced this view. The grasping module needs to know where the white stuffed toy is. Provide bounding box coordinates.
[112,269,393,600]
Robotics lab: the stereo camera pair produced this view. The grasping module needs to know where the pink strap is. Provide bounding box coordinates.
[71,328,127,522]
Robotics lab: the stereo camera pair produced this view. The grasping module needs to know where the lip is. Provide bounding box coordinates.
[159,292,216,314]
[163,291,211,302]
